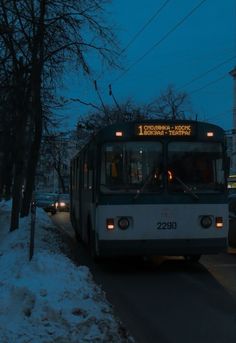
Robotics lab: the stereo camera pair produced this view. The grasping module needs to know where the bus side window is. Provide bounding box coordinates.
[76,158,80,191]
[88,151,93,190]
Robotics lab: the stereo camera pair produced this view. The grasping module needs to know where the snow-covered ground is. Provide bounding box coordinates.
[0,201,133,343]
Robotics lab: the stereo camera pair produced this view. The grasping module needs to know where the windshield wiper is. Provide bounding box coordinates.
[174,175,199,200]
[134,168,161,199]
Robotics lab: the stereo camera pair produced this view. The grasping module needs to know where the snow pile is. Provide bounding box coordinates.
[0,201,133,343]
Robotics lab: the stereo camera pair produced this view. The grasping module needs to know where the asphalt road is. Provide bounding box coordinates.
[51,212,236,343]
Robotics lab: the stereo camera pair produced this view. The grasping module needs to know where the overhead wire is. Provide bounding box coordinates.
[205,108,232,122]
[121,0,171,54]
[189,74,228,95]
[96,0,171,100]
[112,0,207,84]
[86,0,231,115]
[178,55,236,90]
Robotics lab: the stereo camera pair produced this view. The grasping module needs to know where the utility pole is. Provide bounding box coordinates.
[229,67,236,174]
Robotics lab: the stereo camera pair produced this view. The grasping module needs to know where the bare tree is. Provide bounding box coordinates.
[0,0,120,229]
[74,88,198,153]
[75,100,147,147]
[42,132,72,194]
[0,84,15,200]
[146,85,195,120]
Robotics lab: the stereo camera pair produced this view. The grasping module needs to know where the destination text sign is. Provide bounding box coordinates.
[136,124,194,137]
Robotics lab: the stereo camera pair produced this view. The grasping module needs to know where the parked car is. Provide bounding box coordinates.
[34,192,58,214]
[228,194,236,247]
[54,193,70,212]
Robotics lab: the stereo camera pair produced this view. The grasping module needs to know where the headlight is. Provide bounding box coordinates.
[59,202,66,207]
[200,215,212,228]
[118,217,130,230]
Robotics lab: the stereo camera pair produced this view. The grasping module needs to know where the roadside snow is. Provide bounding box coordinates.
[0,201,133,343]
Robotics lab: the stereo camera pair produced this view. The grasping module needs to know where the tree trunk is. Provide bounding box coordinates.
[10,83,29,230]
[0,156,4,201]
[10,162,24,230]
[20,146,37,217]
[20,44,44,214]
[0,134,14,200]
[57,169,66,193]
[0,124,13,199]
[21,105,42,217]
[10,130,28,230]
[20,0,46,216]
[10,145,25,231]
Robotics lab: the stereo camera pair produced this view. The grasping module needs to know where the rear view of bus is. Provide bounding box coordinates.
[70,120,229,261]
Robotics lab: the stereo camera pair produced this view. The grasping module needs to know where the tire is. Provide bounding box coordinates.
[74,228,82,242]
[228,218,236,247]
[184,255,201,263]
[88,222,101,262]
[73,221,82,242]
[71,210,81,242]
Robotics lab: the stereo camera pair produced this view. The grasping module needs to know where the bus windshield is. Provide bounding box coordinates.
[168,142,224,193]
[101,142,163,193]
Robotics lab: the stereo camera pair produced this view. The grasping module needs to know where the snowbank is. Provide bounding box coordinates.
[0,201,133,343]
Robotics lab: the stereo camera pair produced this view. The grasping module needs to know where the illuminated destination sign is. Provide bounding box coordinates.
[136,124,194,137]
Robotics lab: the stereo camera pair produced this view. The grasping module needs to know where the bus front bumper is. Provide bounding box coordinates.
[98,238,228,257]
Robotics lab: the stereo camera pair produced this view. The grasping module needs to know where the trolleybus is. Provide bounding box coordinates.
[70,120,229,261]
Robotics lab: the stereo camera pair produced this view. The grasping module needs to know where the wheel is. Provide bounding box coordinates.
[229,217,236,247]
[184,255,201,263]
[74,228,82,242]
[88,223,101,262]
[71,211,81,242]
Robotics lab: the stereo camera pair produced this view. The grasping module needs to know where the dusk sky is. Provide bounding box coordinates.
[63,0,235,132]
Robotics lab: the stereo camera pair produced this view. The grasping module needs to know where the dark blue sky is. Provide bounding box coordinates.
[63,0,235,131]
